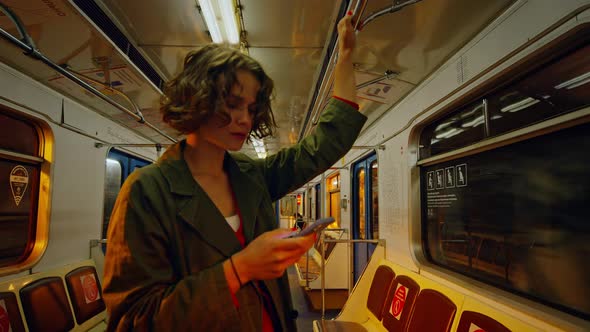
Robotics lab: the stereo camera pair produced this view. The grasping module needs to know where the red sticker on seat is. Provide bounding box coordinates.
[0,299,12,332]
[80,274,100,303]
[389,284,409,320]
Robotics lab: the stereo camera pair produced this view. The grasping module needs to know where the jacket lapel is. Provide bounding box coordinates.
[225,154,265,244]
[157,141,242,257]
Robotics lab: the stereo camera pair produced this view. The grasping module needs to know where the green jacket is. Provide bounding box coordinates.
[103,98,367,331]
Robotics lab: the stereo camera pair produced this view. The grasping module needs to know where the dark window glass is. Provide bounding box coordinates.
[420,43,590,159]
[102,149,150,248]
[0,160,40,267]
[420,101,485,159]
[370,161,379,239]
[315,183,321,220]
[422,121,590,319]
[0,112,39,156]
[488,44,590,136]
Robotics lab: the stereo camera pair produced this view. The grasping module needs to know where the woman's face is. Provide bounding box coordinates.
[198,70,260,151]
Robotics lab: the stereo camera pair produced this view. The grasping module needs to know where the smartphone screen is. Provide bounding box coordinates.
[286,217,335,238]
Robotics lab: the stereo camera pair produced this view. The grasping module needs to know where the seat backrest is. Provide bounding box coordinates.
[0,291,26,332]
[65,265,106,325]
[19,277,75,332]
[457,311,511,332]
[366,265,395,320]
[382,275,420,332]
[407,289,457,332]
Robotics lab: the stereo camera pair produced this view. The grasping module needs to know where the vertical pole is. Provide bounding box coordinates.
[321,173,326,218]
[321,231,326,320]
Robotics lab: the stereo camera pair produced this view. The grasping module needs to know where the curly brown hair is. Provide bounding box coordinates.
[160,44,276,139]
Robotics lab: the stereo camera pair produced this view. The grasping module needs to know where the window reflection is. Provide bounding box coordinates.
[422,122,590,318]
[371,161,379,239]
[420,43,590,159]
[357,168,366,239]
[420,102,485,158]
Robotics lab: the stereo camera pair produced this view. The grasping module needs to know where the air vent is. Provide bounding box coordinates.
[72,0,164,91]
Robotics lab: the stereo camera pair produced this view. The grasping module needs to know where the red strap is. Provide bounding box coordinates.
[230,192,275,331]
[332,95,359,110]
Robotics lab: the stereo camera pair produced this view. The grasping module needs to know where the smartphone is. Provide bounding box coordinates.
[286,217,335,238]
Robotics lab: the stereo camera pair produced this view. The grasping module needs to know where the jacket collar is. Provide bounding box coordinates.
[156,140,264,255]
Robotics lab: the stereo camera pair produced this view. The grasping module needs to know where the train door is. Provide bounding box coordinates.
[327,173,341,227]
[352,152,378,284]
[102,149,150,250]
[314,183,321,220]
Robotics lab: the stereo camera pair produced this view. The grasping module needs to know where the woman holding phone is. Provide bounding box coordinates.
[103,12,366,332]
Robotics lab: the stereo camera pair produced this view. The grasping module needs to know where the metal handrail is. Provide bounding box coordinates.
[319,231,385,319]
[0,3,177,143]
[89,239,107,259]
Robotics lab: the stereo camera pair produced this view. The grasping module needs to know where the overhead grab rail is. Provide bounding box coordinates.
[0,3,177,143]
[305,0,368,132]
[358,0,424,30]
[304,0,424,135]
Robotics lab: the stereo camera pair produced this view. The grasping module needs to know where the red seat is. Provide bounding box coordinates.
[0,291,25,332]
[381,275,420,331]
[407,289,457,332]
[19,277,75,332]
[65,266,106,325]
[457,311,511,332]
[366,265,396,320]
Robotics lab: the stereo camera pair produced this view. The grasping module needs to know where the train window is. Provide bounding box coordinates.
[422,122,590,318]
[370,161,379,240]
[420,42,590,159]
[314,183,321,220]
[487,43,590,136]
[0,112,42,269]
[102,159,122,243]
[356,167,366,240]
[101,149,150,245]
[352,153,379,283]
[420,101,486,159]
[419,38,590,319]
[327,173,340,227]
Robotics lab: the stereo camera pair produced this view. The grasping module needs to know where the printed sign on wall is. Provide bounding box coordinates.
[9,165,28,206]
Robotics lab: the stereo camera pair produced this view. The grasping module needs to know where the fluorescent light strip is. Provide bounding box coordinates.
[554,71,590,90]
[500,97,539,113]
[219,0,240,44]
[198,0,223,43]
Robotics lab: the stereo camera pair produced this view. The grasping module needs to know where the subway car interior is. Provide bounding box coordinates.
[1,0,589,331]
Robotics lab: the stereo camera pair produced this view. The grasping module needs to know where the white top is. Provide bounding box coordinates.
[225,214,240,232]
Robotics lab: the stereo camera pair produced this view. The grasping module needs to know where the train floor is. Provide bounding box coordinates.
[287,266,339,332]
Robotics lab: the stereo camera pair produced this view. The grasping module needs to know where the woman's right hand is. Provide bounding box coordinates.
[333,11,358,103]
[233,228,316,283]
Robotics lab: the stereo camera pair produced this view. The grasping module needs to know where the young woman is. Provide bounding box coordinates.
[103,13,366,331]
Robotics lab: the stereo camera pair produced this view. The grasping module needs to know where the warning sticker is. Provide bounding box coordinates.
[445,167,455,188]
[80,274,100,304]
[0,299,11,332]
[468,323,486,332]
[435,169,444,190]
[9,165,29,206]
[427,171,435,191]
[355,72,399,104]
[456,164,467,187]
[389,284,409,320]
